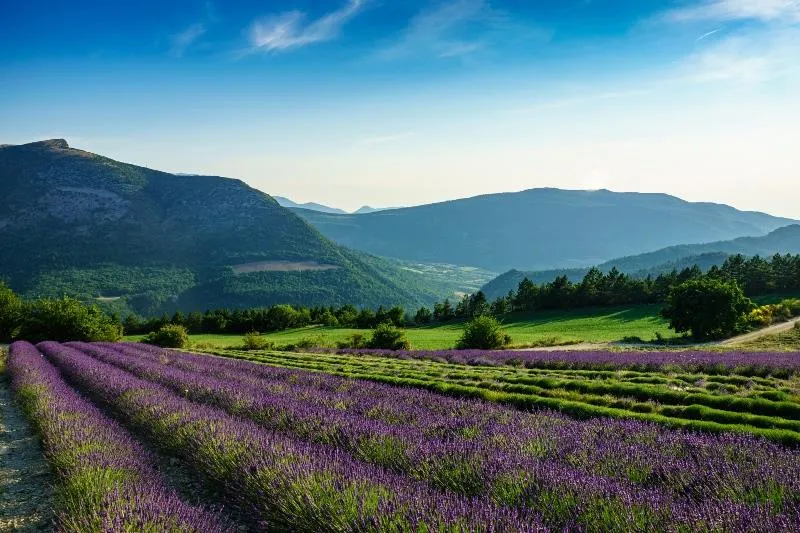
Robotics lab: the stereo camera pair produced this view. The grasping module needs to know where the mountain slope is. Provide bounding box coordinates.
[0,140,434,314]
[294,188,796,272]
[274,196,347,214]
[481,225,800,299]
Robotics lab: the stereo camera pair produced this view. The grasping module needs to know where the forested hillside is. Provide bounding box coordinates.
[483,225,800,299]
[0,140,439,314]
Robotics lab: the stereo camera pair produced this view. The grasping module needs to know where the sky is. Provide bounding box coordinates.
[1,0,799,217]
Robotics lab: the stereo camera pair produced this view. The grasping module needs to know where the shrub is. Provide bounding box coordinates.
[781,298,800,317]
[748,306,775,328]
[336,333,368,350]
[16,296,122,343]
[0,282,22,342]
[241,331,273,351]
[367,323,411,351]
[456,316,508,350]
[281,335,327,352]
[144,324,189,348]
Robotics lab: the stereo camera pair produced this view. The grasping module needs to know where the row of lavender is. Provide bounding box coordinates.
[72,342,800,530]
[6,342,228,532]
[36,341,545,531]
[334,348,800,374]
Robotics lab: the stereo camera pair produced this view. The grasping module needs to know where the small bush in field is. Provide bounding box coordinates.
[367,323,411,350]
[336,333,368,350]
[241,331,273,351]
[144,324,189,348]
[457,315,508,350]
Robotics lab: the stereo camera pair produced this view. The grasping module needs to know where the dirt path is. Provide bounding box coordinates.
[0,378,55,532]
[718,317,800,346]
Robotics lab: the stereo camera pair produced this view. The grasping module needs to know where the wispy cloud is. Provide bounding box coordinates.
[659,0,800,24]
[696,28,723,40]
[170,23,206,57]
[356,132,416,147]
[376,0,549,61]
[248,0,364,52]
[679,28,800,83]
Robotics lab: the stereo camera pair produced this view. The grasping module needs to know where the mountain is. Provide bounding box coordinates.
[0,139,439,315]
[481,224,800,299]
[273,196,347,214]
[353,205,393,214]
[293,188,796,272]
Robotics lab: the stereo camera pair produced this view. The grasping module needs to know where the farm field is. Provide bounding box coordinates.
[5,341,800,531]
[214,347,800,445]
[126,304,676,349]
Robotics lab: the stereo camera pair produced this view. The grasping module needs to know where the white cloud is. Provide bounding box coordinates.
[248,0,364,52]
[376,0,548,60]
[170,23,206,57]
[660,0,800,24]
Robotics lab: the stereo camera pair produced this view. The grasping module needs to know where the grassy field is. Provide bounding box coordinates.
[210,347,800,445]
[126,304,675,349]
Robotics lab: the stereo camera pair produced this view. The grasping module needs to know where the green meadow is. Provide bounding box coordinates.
[127,304,675,350]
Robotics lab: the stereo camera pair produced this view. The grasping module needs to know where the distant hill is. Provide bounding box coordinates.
[274,196,347,214]
[274,197,396,215]
[293,188,796,272]
[353,205,393,214]
[0,140,441,315]
[481,225,800,299]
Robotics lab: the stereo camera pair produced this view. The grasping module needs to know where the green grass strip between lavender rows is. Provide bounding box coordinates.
[212,350,800,446]
[223,350,800,421]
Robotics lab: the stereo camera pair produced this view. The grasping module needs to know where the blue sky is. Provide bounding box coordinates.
[2,1,799,217]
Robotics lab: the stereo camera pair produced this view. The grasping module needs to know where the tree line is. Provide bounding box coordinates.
[123,303,408,336]
[418,254,800,322]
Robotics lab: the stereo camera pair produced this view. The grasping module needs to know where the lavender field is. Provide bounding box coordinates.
[217,346,800,445]
[4,341,800,531]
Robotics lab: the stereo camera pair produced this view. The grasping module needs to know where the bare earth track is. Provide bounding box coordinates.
[0,377,54,531]
[720,317,800,346]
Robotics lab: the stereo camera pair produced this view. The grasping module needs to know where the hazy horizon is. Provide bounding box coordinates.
[2,1,799,218]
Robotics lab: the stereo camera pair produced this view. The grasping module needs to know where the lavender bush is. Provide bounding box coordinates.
[65,342,800,530]
[6,341,228,532]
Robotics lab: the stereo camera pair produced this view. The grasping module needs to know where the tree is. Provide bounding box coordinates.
[414,306,432,324]
[355,308,376,329]
[456,315,508,350]
[367,323,411,350]
[387,306,406,327]
[490,296,508,316]
[514,278,539,311]
[661,278,754,340]
[16,296,122,343]
[122,314,142,335]
[185,311,204,333]
[0,282,22,342]
[433,299,454,322]
[469,291,491,317]
[319,310,339,327]
[336,304,359,327]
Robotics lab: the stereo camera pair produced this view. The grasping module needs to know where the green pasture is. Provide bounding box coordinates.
[126,304,676,349]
